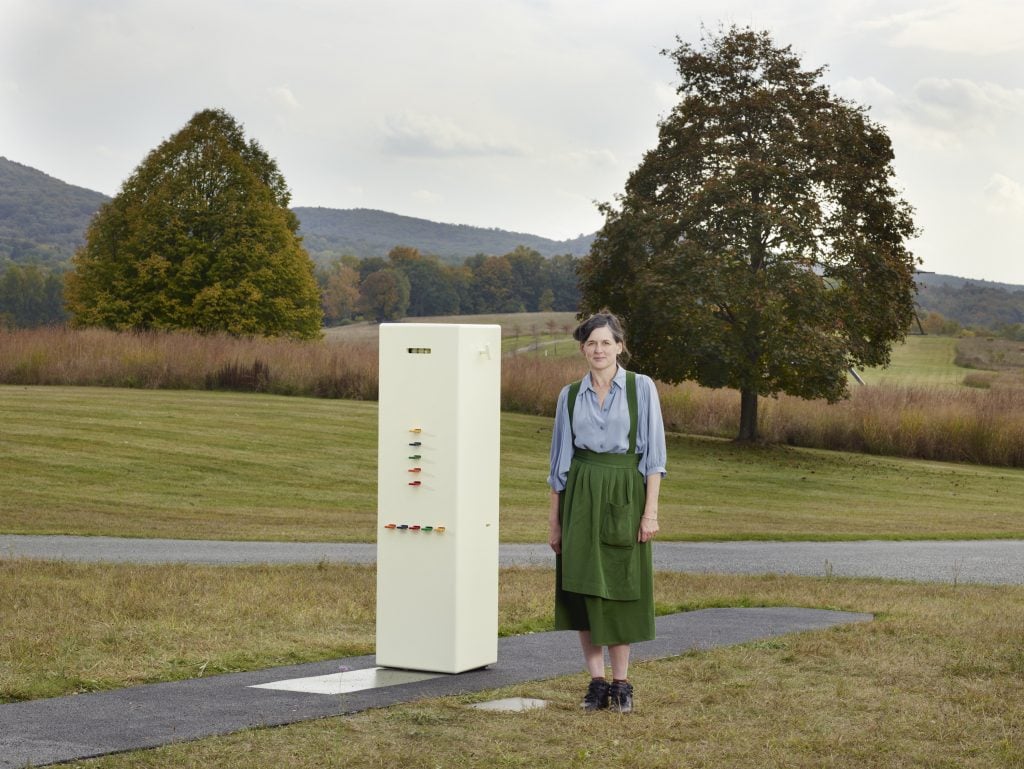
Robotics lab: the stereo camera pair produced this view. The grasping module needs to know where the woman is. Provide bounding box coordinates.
[547,311,666,714]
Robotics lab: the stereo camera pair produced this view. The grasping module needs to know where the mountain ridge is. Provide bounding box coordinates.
[0,157,594,264]
[0,156,111,265]
[1,156,1019,294]
[293,205,594,260]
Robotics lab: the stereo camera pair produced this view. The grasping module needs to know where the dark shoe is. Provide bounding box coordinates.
[609,680,633,713]
[581,678,610,711]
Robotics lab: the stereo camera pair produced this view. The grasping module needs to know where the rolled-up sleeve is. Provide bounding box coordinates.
[547,385,574,492]
[636,375,667,480]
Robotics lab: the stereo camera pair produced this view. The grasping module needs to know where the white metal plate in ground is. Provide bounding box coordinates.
[469,697,548,712]
[251,666,443,695]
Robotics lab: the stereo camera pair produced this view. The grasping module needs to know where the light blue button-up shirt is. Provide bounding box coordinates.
[547,366,667,492]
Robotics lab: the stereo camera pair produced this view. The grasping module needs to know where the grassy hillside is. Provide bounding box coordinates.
[4,385,1024,542]
[856,335,962,387]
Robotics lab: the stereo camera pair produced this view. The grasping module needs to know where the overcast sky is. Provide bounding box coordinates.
[2,0,1022,283]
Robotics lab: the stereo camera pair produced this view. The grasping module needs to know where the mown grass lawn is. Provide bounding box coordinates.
[4,343,1024,768]
[4,385,1024,541]
[857,335,964,387]
[2,561,1022,768]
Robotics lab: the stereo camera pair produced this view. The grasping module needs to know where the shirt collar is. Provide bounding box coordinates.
[582,365,626,393]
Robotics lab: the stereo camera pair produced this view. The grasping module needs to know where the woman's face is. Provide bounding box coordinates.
[581,325,622,374]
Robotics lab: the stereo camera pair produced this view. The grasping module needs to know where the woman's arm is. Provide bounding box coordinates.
[636,375,667,480]
[549,490,562,554]
[638,473,660,543]
[547,385,572,492]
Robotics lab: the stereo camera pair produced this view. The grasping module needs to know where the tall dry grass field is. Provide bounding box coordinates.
[759,384,1024,466]
[3,326,1023,467]
[0,326,378,400]
[504,352,1024,467]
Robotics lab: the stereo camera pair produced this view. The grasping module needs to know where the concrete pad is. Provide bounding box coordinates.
[252,666,441,695]
[0,607,871,768]
[470,697,548,712]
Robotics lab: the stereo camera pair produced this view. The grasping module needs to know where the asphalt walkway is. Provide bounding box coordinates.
[3,534,1024,584]
[2,533,1016,764]
[0,607,870,768]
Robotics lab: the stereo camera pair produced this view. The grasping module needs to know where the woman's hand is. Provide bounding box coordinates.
[549,521,562,554]
[549,490,562,554]
[639,474,661,544]
[638,513,659,543]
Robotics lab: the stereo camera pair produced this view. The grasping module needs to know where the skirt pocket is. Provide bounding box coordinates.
[600,501,637,548]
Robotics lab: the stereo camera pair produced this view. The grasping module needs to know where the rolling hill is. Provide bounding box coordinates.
[0,157,110,266]
[915,271,1023,294]
[0,157,593,265]
[2,157,1021,331]
[293,206,594,261]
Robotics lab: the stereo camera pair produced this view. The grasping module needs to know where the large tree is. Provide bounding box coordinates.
[579,27,918,440]
[66,109,322,339]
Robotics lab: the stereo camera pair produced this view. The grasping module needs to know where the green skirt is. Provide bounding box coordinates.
[554,450,654,645]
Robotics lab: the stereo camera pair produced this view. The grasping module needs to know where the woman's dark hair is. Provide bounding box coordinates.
[573,310,630,362]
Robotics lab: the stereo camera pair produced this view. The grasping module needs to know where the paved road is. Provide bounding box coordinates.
[3,535,1023,585]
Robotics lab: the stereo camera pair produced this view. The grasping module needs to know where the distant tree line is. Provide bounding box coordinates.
[0,263,68,327]
[917,282,1024,341]
[7,252,1024,341]
[0,247,580,329]
[318,245,580,325]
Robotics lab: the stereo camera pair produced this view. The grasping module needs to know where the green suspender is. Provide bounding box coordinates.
[566,380,581,445]
[625,371,638,453]
[566,371,638,453]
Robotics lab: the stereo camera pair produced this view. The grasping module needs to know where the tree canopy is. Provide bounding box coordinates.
[65,109,322,339]
[579,26,919,440]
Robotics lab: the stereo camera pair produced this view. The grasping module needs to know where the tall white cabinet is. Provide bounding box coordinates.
[375,323,501,673]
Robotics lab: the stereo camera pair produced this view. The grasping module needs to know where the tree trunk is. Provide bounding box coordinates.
[737,388,759,442]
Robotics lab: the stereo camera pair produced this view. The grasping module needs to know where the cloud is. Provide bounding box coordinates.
[269,85,300,111]
[833,76,898,110]
[380,112,528,158]
[984,173,1024,215]
[412,189,444,205]
[913,78,1024,127]
[834,75,1024,151]
[563,148,618,168]
[860,0,1024,55]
